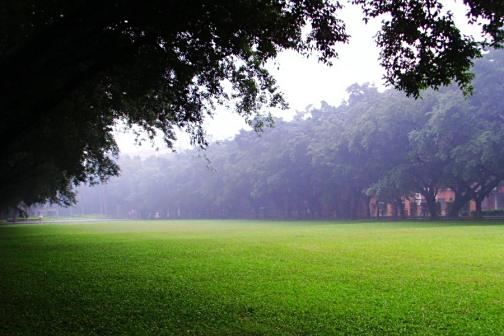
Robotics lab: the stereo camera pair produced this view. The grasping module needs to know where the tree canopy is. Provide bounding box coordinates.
[1,0,503,209]
[55,49,504,220]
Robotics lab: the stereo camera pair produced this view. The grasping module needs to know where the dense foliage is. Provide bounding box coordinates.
[0,0,347,209]
[62,50,504,220]
[1,0,503,210]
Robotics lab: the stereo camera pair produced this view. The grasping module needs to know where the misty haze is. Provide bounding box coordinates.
[2,1,504,335]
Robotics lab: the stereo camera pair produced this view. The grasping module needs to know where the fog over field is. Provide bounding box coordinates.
[42,49,504,221]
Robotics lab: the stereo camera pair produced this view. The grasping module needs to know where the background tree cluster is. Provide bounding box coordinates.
[61,50,504,220]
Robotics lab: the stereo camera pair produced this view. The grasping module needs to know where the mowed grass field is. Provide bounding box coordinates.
[1,220,504,335]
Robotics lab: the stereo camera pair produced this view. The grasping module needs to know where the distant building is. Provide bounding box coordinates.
[374,184,504,218]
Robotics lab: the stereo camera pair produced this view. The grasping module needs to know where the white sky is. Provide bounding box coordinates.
[115,1,478,156]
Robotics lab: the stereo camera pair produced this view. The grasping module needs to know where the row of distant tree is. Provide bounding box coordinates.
[60,49,504,220]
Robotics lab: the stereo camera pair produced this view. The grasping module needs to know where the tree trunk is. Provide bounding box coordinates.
[474,198,483,218]
[365,196,371,219]
[448,198,463,218]
[396,198,405,218]
[473,178,502,218]
[425,194,438,220]
[447,190,473,218]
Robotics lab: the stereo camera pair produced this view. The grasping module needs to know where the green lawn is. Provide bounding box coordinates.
[1,220,504,335]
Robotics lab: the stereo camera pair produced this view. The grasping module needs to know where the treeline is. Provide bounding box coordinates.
[61,49,504,219]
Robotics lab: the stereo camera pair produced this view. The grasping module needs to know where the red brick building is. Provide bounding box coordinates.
[371,184,504,218]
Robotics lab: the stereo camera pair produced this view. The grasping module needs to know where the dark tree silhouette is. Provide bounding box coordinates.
[1,0,502,209]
